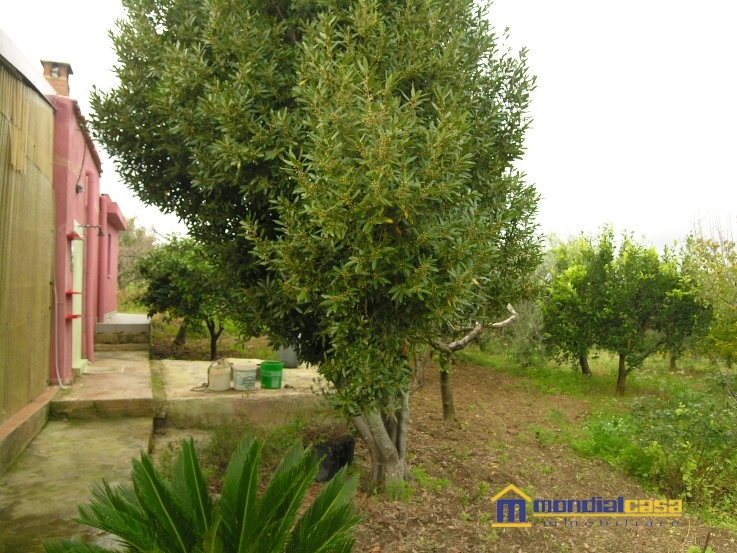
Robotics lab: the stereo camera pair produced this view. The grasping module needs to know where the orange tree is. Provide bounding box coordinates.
[543,230,709,395]
[91,0,538,484]
[136,237,234,360]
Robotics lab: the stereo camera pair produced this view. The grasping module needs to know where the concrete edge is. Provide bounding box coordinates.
[50,398,154,420]
[161,392,322,429]
[0,387,58,475]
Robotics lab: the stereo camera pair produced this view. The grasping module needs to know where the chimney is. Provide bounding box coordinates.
[40,60,73,96]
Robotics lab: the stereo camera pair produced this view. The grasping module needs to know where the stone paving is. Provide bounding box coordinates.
[0,349,323,552]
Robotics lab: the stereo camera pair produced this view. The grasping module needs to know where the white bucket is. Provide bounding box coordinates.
[209,360,232,392]
[232,362,258,391]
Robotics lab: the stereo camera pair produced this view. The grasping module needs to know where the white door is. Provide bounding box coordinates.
[71,222,85,370]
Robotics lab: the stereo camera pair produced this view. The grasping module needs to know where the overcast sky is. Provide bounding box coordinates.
[2,1,735,248]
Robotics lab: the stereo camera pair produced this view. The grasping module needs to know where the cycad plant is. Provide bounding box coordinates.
[43,436,361,553]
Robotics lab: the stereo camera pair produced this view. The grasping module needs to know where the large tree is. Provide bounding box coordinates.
[92,0,538,484]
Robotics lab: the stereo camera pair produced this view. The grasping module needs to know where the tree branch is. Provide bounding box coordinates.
[434,303,519,353]
[488,303,520,328]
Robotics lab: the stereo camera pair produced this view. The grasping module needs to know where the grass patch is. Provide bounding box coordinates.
[411,466,452,493]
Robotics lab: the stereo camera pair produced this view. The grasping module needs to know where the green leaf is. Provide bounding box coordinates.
[172,438,214,537]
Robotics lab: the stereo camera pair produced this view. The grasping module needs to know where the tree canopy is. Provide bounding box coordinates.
[543,229,709,395]
[92,0,540,483]
[136,237,234,360]
[684,228,737,367]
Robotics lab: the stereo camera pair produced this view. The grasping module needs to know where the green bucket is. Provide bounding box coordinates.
[260,361,283,389]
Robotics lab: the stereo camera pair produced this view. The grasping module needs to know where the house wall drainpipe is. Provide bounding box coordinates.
[97,195,109,322]
[84,169,98,364]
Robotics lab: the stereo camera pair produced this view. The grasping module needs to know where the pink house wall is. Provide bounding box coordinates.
[48,94,127,384]
[99,195,126,318]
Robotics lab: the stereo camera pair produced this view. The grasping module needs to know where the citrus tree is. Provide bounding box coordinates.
[543,230,709,395]
[542,231,615,376]
[91,0,538,483]
[137,237,234,360]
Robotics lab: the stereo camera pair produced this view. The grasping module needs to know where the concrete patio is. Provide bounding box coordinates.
[0,348,325,552]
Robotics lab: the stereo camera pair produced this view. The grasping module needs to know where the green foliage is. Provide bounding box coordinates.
[383,480,415,503]
[137,237,248,359]
[684,230,737,366]
[495,300,547,368]
[574,385,737,517]
[541,231,614,374]
[93,0,538,412]
[411,466,452,493]
[542,229,710,394]
[137,238,223,322]
[44,436,361,553]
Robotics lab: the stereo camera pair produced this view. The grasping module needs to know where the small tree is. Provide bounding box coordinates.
[137,238,232,360]
[659,248,712,370]
[542,231,615,376]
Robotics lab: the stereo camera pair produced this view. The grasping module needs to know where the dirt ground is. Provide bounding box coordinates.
[152,354,737,552]
[346,361,736,552]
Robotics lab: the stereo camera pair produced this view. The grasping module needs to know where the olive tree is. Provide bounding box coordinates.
[684,225,737,367]
[91,0,538,484]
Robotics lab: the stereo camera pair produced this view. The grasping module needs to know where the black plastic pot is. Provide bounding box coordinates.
[314,435,355,482]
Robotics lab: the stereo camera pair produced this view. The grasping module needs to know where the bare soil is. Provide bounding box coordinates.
[151,351,737,552]
[348,361,736,552]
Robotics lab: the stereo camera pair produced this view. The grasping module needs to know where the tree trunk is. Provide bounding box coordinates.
[615,354,627,396]
[174,321,187,345]
[669,352,677,371]
[205,318,224,361]
[438,355,457,422]
[413,345,430,386]
[579,355,593,377]
[352,391,412,486]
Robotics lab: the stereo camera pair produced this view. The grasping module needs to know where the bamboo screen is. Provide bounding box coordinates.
[0,65,55,424]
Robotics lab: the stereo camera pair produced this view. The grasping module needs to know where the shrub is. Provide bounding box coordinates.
[575,386,737,515]
[44,435,361,553]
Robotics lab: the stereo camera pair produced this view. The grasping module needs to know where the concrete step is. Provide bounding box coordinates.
[95,313,151,350]
[0,388,57,477]
[51,351,153,420]
[154,359,325,428]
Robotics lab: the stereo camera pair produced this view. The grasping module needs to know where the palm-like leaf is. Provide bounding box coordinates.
[130,454,195,552]
[74,480,153,550]
[218,435,262,552]
[172,438,214,537]
[44,435,360,553]
[286,466,361,553]
[249,443,320,552]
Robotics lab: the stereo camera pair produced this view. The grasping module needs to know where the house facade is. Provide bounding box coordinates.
[0,30,127,432]
[44,62,127,383]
